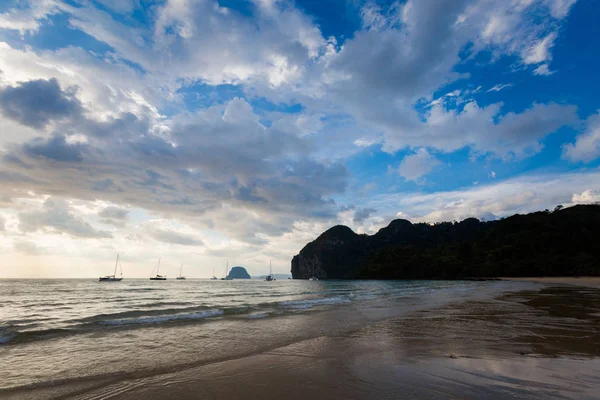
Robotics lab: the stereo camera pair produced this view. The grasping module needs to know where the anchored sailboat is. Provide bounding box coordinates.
[210,266,218,280]
[150,258,167,280]
[99,254,123,282]
[176,262,186,280]
[221,260,233,280]
[265,261,275,281]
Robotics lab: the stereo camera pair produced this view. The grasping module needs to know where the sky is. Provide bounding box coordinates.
[0,0,599,278]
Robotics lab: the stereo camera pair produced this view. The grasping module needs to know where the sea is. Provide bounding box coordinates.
[0,278,528,393]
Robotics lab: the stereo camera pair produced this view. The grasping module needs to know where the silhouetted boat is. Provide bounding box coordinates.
[309,276,319,281]
[176,262,186,280]
[150,258,167,280]
[265,261,275,281]
[99,254,123,282]
[221,260,233,280]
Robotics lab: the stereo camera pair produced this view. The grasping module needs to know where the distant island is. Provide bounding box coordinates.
[227,266,251,279]
[291,205,600,280]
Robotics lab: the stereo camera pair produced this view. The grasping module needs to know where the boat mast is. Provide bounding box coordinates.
[179,262,183,278]
[270,260,272,276]
[157,258,161,275]
[114,254,119,276]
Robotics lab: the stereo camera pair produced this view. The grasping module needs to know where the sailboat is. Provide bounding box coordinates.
[265,261,275,281]
[176,262,186,280]
[210,266,218,280]
[99,254,123,282]
[150,258,167,280]
[221,260,233,280]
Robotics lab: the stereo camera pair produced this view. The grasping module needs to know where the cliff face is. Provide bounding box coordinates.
[291,225,369,279]
[291,205,600,280]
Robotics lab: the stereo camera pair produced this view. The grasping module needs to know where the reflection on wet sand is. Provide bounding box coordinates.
[4,285,600,400]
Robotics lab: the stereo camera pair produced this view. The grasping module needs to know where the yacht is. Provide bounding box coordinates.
[99,254,123,282]
[210,267,218,280]
[309,276,319,281]
[150,258,167,280]
[265,261,275,281]
[221,260,233,280]
[176,262,186,280]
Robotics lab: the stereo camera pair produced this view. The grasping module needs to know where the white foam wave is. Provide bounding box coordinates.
[247,312,270,319]
[99,309,224,326]
[279,297,351,309]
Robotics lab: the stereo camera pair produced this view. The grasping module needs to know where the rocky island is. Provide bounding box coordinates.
[226,266,251,279]
[291,205,600,280]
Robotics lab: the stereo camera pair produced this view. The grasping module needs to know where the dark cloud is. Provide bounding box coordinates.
[99,206,129,220]
[150,228,204,246]
[13,240,45,255]
[2,154,33,169]
[1,96,350,245]
[353,207,377,223]
[23,135,86,162]
[0,78,83,129]
[98,206,129,226]
[19,198,112,238]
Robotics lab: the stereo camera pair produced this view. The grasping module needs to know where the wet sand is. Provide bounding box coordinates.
[503,276,600,288]
[4,284,600,400]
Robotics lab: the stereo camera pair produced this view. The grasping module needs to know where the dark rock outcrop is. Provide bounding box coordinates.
[291,205,600,280]
[227,266,251,279]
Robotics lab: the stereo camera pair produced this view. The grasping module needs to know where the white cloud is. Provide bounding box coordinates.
[0,0,60,34]
[523,32,558,65]
[396,148,441,181]
[572,189,600,204]
[379,101,577,157]
[367,170,600,223]
[0,0,588,277]
[546,0,577,18]
[563,111,600,163]
[533,63,555,76]
[487,83,513,93]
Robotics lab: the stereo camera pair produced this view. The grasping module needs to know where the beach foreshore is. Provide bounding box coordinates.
[3,282,599,400]
[502,276,600,288]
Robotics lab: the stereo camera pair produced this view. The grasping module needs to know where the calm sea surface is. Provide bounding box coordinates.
[0,278,523,391]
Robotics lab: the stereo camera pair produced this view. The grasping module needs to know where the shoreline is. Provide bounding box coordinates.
[3,281,599,399]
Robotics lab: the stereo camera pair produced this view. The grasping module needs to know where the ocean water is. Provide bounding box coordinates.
[0,278,521,392]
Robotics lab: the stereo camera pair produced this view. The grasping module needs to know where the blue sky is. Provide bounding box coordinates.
[0,0,599,277]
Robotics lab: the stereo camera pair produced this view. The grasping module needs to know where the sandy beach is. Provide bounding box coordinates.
[3,281,599,400]
[502,276,600,288]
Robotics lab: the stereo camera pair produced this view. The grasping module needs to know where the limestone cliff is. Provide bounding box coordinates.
[291,205,600,280]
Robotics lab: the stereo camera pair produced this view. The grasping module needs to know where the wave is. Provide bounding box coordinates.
[0,331,15,344]
[99,309,224,326]
[0,327,72,345]
[135,301,193,309]
[247,312,270,319]
[74,306,213,324]
[278,297,352,309]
